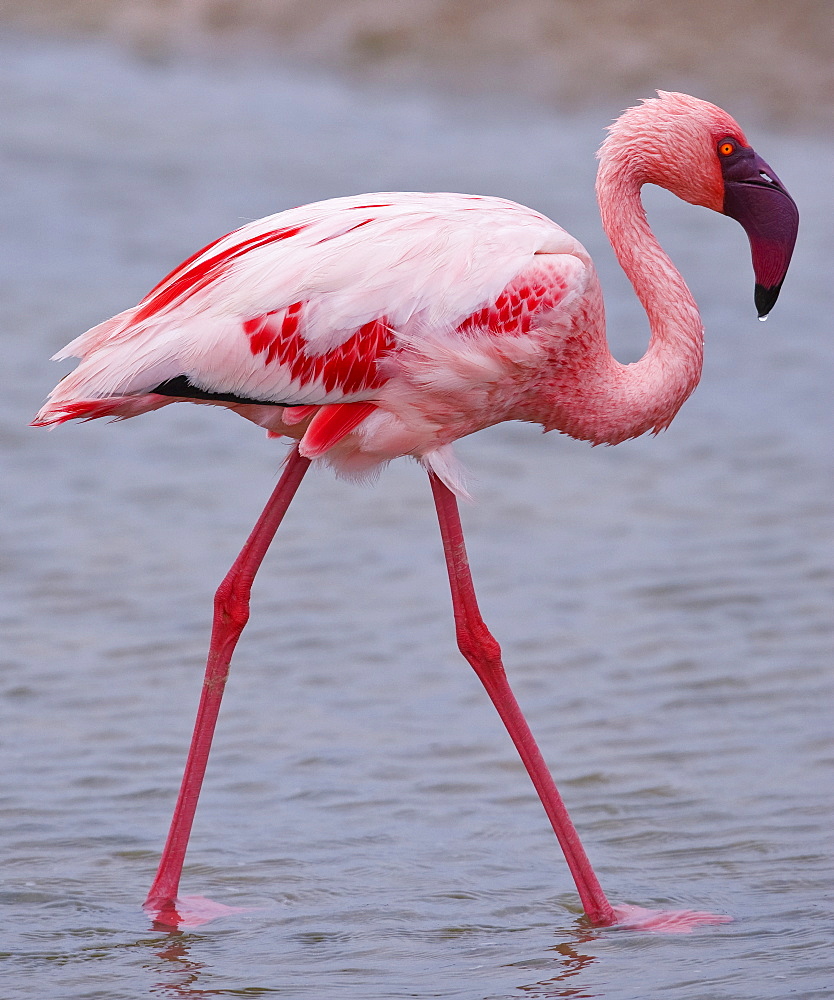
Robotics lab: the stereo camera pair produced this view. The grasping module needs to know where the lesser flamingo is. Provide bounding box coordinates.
[34,92,798,930]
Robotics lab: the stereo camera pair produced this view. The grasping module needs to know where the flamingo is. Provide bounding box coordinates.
[34,92,798,931]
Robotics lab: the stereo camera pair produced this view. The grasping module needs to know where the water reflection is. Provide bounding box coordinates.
[515,937,602,999]
[149,937,208,998]
[145,927,606,1000]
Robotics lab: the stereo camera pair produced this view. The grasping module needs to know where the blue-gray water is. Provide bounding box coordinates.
[1,30,832,1000]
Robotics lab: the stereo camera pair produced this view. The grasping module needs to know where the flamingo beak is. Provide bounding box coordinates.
[721,147,799,318]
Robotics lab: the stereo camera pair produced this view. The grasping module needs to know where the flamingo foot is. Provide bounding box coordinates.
[144,895,254,929]
[607,903,733,933]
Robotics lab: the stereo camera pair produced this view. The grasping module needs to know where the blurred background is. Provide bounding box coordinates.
[1,5,831,1000]
[3,0,832,130]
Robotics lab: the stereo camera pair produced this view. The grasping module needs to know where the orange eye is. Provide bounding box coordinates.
[718,140,736,156]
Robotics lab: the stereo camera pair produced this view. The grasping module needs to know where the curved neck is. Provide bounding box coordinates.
[537,161,705,446]
[588,160,705,443]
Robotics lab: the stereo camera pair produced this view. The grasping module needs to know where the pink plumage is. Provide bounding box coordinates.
[35,191,589,493]
[34,92,798,931]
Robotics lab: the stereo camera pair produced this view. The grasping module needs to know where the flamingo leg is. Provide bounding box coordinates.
[428,470,617,926]
[144,444,311,925]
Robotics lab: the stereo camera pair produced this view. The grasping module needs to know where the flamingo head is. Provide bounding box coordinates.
[716,134,799,317]
[599,91,799,317]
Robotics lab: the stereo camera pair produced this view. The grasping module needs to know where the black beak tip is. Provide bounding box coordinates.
[755,282,782,319]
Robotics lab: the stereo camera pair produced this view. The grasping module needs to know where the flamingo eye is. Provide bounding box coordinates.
[718,139,736,157]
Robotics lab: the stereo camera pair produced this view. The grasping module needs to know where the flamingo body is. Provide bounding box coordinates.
[36,192,596,491]
[33,92,798,931]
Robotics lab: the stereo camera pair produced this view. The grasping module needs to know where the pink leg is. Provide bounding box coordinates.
[428,472,731,932]
[144,445,311,926]
[429,472,615,925]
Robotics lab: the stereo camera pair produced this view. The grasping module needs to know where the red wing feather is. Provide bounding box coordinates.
[242,311,395,398]
[299,402,378,457]
[133,225,307,325]
[455,278,568,337]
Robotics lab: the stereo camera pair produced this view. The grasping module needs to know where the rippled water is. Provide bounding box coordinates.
[1,31,832,1000]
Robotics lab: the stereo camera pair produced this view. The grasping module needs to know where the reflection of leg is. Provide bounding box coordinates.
[428,471,616,926]
[144,445,312,920]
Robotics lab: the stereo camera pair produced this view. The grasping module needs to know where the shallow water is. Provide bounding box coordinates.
[1,31,832,1000]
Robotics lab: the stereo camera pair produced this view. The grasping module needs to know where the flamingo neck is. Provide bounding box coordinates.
[541,162,705,446]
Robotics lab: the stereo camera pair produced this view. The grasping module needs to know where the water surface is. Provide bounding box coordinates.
[1,31,832,1000]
